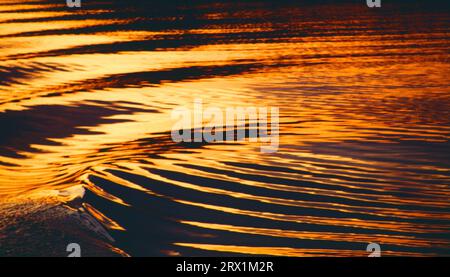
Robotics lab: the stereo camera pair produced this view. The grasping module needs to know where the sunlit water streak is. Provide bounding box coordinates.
[0,0,449,256]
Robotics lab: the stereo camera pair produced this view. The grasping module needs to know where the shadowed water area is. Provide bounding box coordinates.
[0,0,449,256]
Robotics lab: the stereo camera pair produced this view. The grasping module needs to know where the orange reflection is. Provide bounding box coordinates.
[0,0,449,257]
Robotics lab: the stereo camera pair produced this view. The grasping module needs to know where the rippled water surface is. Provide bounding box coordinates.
[0,0,449,256]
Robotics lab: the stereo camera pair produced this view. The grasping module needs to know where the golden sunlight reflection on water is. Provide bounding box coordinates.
[0,0,449,256]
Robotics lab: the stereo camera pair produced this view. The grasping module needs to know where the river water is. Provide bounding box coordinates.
[0,0,449,256]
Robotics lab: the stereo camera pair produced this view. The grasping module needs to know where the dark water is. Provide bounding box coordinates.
[0,0,449,256]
